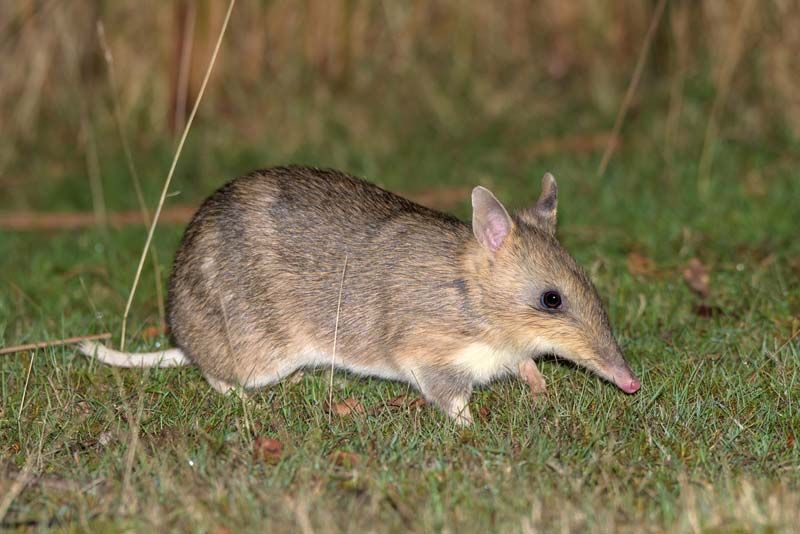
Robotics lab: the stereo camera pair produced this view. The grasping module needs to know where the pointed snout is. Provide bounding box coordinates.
[610,364,641,394]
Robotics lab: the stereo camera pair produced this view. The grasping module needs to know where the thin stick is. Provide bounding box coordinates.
[1,333,112,355]
[697,0,757,196]
[0,205,197,231]
[328,255,348,424]
[597,0,668,177]
[119,0,236,351]
[97,22,166,327]
[0,455,35,524]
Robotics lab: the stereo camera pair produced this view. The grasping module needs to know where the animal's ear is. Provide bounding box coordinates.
[471,186,513,252]
[520,173,558,236]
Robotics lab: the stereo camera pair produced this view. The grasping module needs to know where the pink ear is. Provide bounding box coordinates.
[482,211,511,251]
[472,186,513,252]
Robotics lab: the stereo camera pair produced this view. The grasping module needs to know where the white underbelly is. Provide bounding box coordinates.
[452,342,522,384]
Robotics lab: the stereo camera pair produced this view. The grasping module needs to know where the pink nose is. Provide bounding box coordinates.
[620,378,641,394]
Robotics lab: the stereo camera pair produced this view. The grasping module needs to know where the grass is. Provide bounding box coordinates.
[1,71,800,532]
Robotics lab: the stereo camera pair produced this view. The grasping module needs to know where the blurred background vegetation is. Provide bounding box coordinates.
[2,0,799,212]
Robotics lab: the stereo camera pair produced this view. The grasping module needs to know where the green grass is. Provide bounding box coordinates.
[1,83,799,532]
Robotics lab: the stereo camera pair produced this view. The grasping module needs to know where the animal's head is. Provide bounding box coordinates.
[469,173,640,394]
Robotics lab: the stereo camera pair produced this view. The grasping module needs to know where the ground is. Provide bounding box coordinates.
[1,78,799,532]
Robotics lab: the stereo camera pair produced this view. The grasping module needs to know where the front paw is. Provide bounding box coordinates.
[518,359,547,397]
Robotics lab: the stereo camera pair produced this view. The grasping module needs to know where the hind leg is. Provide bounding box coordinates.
[411,365,474,426]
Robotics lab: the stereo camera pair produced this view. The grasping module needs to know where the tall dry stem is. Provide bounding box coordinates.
[697,0,757,196]
[119,0,237,351]
[597,0,668,177]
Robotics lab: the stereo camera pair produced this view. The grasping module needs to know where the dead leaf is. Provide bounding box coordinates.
[252,436,283,463]
[142,325,166,338]
[478,406,490,419]
[693,303,725,318]
[76,401,91,416]
[683,258,710,298]
[328,450,361,468]
[387,395,426,410]
[328,397,365,416]
[627,252,656,277]
[97,431,114,448]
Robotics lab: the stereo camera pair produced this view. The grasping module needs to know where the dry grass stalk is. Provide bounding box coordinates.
[2,1,797,146]
[597,0,668,177]
[697,0,758,196]
[119,0,237,351]
[663,0,690,164]
[328,254,349,424]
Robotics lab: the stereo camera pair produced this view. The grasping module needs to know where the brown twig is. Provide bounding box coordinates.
[0,185,469,232]
[0,205,198,231]
[0,333,111,355]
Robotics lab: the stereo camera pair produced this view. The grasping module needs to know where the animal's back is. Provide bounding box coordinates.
[167,167,478,385]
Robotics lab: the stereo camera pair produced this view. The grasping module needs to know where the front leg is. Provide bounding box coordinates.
[517,358,547,397]
[412,365,474,426]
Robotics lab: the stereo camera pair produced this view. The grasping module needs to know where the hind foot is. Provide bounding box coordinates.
[205,375,241,396]
[444,395,473,426]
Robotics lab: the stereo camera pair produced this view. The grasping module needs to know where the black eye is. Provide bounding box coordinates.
[541,291,562,309]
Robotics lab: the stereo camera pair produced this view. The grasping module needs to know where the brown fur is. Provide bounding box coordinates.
[90,166,640,425]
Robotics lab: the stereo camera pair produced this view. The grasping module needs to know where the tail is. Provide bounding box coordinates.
[79,341,190,368]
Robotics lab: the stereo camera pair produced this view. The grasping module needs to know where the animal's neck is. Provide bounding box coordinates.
[457,242,502,340]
